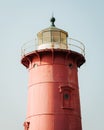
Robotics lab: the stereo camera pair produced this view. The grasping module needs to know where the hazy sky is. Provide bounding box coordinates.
[0,0,104,130]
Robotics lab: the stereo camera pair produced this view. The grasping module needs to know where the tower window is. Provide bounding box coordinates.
[69,63,73,68]
[64,93,70,100]
[59,86,73,109]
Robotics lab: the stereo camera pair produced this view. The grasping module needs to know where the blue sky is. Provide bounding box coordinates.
[0,0,104,130]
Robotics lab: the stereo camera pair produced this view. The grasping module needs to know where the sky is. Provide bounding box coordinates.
[0,0,104,130]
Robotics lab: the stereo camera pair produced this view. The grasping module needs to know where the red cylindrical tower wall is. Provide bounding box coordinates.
[21,49,84,130]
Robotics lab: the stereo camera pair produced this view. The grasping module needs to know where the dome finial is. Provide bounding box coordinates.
[50,14,55,27]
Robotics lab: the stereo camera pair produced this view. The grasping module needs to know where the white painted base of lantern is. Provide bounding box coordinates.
[38,42,68,50]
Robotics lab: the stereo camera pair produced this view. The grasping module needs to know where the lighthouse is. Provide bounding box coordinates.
[21,17,85,130]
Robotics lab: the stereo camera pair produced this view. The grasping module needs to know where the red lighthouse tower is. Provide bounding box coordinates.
[21,17,85,130]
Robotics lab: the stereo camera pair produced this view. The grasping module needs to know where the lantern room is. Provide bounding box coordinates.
[21,17,85,67]
[37,17,68,49]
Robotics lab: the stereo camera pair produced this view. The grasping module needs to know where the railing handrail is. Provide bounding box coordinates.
[69,38,85,50]
[68,38,85,56]
[21,38,85,57]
